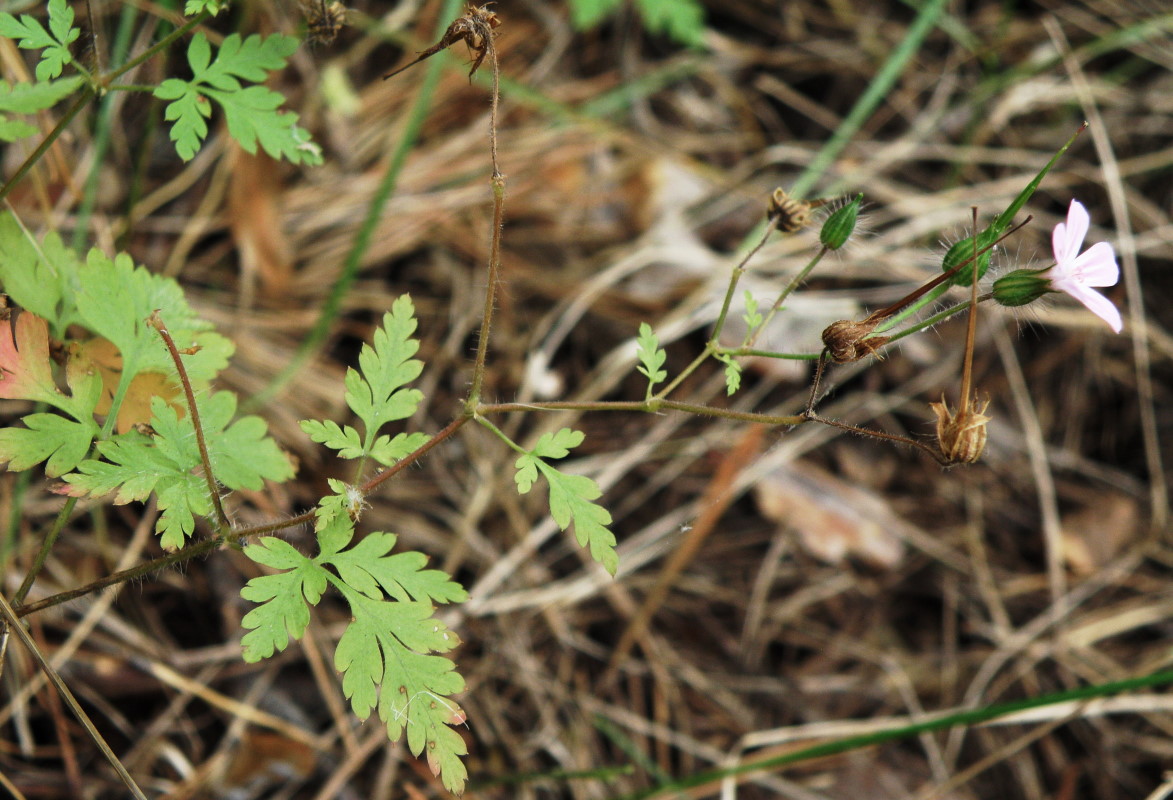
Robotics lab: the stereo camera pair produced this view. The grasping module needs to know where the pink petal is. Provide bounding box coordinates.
[1052,200,1089,266]
[1070,241,1119,287]
[1053,279,1123,333]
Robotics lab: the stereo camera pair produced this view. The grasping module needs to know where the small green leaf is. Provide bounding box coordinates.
[514,428,584,494]
[0,413,97,476]
[323,531,468,605]
[532,428,585,460]
[184,0,228,15]
[513,428,618,574]
[349,295,425,435]
[301,419,364,458]
[538,462,618,575]
[0,0,80,80]
[568,0,623,28]
[718,354,741,395]
[0,76,83,142]
[742,291,763,332]
[368,431,430,467]
[240,538,328,661]
[152,33,321,164]
[635,322,667,390]
[635,0,706,47]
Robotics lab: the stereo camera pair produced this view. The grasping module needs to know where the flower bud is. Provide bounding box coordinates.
[991,268,1051,307]
[819,193,862,250]
[941,228,998,287]
[821,318,889,363]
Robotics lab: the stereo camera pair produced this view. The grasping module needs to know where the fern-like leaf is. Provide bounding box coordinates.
[153,33,322,164]
[514,428,618,574]
[241,513,469,793]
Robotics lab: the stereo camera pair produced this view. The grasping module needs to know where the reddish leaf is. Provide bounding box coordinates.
[0,312,59,403]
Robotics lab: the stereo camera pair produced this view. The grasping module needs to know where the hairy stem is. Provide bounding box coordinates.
[149,312,230,532]
[466,34,504,407]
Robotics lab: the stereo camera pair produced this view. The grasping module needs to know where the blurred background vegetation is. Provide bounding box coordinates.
[1,0,1170,797]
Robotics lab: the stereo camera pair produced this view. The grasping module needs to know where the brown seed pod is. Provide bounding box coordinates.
[301,0,347,47]
[930,394,991,464]
[821,319,889,363]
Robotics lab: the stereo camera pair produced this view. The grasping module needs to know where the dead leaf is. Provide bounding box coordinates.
[228,146,293,303]
[1060,493,1140,576]
[68,338,181,433]
[754,460,908,569]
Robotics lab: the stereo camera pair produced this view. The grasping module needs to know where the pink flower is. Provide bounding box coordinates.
[1045,200,1122,333]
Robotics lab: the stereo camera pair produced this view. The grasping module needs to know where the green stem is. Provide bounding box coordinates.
[719,348,820,361]
[611,670,1173,800]
[104,11,207,85]
[652,346,713,401]
[747,246,829,348]
[246,0,463,410]
[710,218,780,345]
[0,89,92,204]
[72,1,139,254]
[881,294,992,345]
[11,496,79,607]
[788,0,948,199]
[477,400,804,428]
[474,416,527,454]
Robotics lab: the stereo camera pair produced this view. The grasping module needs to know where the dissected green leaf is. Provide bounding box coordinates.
[185,0,228,15]
[0,413,97,476]
[635,0,706,47]
[0,0,80,80]
[369,431,430,467]
[303,294,428,467]
[152,33,322,164]
[0,76,83,142]
[334,589,467,793]
[513,428,618,574]
[241,513,469,792]
[301,419,364,458]
[63,393,291,549]
[539,462,618,575]
[324,531,468,605]
[0,212,81,333]
[718,354,742,395]
[240,538,326,661]
[742,291,762,333]
[635,322,667,390]
[348,295,424,436]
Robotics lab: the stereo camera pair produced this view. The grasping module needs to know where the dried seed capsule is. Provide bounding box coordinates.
[930,395,991,464]
[821,318,889,363]
[767,188,813,233]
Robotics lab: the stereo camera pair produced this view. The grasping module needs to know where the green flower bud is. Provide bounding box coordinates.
[992,268,1052,307]
[819,193,862,250]
[942,228,999,287]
